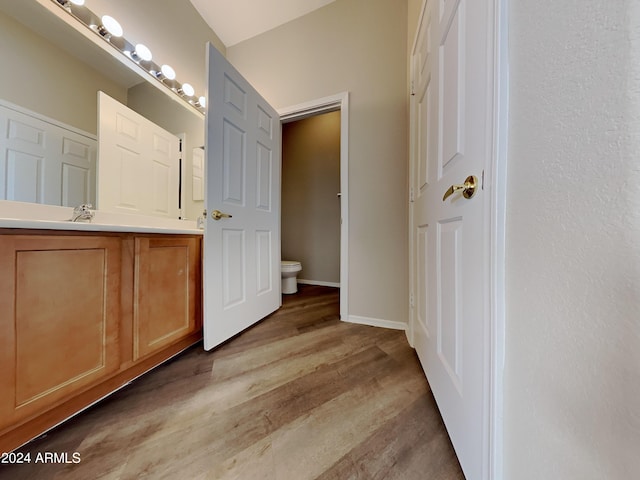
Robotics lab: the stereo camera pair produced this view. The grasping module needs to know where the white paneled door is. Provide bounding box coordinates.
[0,101,96,207]
[203,44,281,350]
[98,91,180,218]
[410,0,494,478]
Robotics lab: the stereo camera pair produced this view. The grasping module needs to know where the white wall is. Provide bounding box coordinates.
[228,0,409,326]
[505,0,640,477]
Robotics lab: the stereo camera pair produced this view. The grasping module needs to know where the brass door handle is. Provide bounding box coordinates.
[211,209,232,220]
[442,175,478,201]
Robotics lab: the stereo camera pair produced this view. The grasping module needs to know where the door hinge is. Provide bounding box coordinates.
[482,169,485,190]
[409,186,415,203]
[410,80,415,96]
[409,293,415,309]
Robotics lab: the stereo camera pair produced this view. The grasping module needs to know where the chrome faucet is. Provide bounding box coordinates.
[70,204,94,222]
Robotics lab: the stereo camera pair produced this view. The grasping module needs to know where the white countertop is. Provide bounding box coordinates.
[0,201,203,235]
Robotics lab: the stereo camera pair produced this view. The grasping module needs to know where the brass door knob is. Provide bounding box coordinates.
[442,175,478,201]
[211,209,232,220]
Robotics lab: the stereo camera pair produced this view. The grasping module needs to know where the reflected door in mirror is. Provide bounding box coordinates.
[98,91,181,218]
[0,101,96,206]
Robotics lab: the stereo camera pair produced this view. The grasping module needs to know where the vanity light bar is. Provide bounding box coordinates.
[178,83,195,97]
[161,64,176,80]
[125,43,153,63]
[132,43,152,62]
[52,0,206,114]
[100,15,122,38]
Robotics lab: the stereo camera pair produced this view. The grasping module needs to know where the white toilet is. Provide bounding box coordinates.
[281,260,302,294]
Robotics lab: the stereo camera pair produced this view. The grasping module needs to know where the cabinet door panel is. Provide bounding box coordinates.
[134,236,199,360]
[0,235,120,429]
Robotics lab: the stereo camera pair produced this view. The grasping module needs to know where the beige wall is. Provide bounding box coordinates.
[0,9,125,134]
[282,111,341,284]
[506,0,640,477]
[228,0,409,325]
[86,0,225,96]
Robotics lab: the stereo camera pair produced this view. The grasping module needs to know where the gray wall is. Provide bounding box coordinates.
[282,111,341,285]
[228,0,409,326]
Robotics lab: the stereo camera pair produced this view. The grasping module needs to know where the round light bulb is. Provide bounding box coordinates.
[182,83,195,97]
[101,15,123,37]
[134,44,152,62]
[198,96,206,108]
[70,0,85,5]
[161,64,176,80]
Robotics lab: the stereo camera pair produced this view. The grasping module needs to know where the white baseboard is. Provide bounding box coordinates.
[343,315,407,331]
[297,279,341,288]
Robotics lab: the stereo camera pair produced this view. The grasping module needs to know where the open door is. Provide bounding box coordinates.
[203,44,282,351]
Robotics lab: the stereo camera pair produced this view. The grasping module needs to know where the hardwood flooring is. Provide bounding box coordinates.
[0,285,464,480]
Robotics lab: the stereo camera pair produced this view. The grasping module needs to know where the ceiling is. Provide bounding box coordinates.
[188,0,337,47]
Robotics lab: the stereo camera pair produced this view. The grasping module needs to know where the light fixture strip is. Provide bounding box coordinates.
[51,0,205,114]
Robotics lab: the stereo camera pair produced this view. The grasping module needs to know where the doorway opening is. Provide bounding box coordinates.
[279,92,349,320]
[281,110,340,291]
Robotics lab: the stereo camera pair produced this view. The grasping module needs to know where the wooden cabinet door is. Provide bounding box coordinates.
[133,236,200,360]
[0,234,121,429]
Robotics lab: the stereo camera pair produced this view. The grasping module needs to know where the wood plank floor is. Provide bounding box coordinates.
[0,285,464,480]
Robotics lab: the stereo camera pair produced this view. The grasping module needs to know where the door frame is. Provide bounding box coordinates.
[278,92,349,320]
[488,1,508,477]
[408,1,508,478]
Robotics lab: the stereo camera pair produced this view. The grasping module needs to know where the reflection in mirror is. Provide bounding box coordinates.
[0,1,204,220]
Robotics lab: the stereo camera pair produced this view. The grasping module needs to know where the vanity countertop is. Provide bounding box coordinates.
[0,201,203,235]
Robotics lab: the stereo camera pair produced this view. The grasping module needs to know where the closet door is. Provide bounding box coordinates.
[410,0,496,478]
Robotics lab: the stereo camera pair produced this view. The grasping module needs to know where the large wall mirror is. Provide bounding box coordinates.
[0,1,204,221]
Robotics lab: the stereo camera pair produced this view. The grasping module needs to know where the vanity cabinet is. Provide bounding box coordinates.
[133,236,201,360]
[0,234,122,432]
[0,230,202,453]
